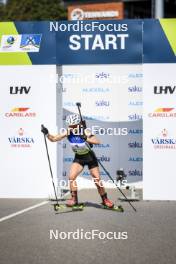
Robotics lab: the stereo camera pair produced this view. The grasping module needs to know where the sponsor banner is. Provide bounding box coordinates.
[68,2,124,20]
[1,19,176,65]
[62,64,142,122]
[0,20,142,65]
[0,65,57,198]
[143,63,176,200]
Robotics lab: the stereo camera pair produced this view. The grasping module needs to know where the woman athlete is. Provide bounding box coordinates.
[41,114,114,208]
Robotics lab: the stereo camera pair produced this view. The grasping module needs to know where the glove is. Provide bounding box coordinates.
[41,125,49,135]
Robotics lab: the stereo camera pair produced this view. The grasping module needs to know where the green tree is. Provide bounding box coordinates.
[2,0,67,21]
[0,3,5,19]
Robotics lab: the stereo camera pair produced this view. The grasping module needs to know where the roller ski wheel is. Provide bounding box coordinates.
[53,204,62,212]
[102,204,124,212]
[67,203,85,211]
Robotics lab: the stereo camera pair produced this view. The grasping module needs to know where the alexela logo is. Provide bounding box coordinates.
[128,157,143,162]
[8,128,35,148]
[94,144,110,149]
[128,129,143,135]
[154,86,176,94]
[10,86,31,95]
[82,87,110,93]
[5,107,36,117]
[82,171,107,176]
[128,101,143,106]
[151,129,176,149]
[148,108,176,118]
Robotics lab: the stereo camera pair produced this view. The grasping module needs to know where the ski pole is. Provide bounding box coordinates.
[75,103,137,212]
[41,125,59,211]
[93,152,137,212]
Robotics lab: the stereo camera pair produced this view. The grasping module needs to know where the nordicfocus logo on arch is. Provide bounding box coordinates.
[5,107,36,117]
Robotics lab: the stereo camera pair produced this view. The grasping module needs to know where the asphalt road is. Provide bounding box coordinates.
[0,189,176,264]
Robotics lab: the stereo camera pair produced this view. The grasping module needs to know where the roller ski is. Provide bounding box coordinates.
[53,191,84,212]
[101,193,124,212]
[53,203,85,212]
[101,204,124,212]
[66,191,84,211]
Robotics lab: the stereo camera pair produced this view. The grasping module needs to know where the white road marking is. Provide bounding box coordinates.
[0,201,49,223]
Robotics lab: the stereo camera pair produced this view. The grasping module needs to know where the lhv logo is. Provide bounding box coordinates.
[154,86,176,94]
[10,86,31,95]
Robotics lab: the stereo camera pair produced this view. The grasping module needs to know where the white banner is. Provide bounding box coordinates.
[0,65,57,198]
[143,63,176,200]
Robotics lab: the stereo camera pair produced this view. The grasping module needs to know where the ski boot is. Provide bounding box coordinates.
[66,191,78,207]
[101,193,114,208]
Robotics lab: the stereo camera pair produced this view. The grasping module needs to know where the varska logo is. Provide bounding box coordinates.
[8,128,35,148]
[148,108,176,118]
[10,86,31,95]
[151,129,176,149]
[154,86,176,94]
[5,107,36,117]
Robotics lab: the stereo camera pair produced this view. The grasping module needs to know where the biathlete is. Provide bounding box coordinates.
[41,114,114,208]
